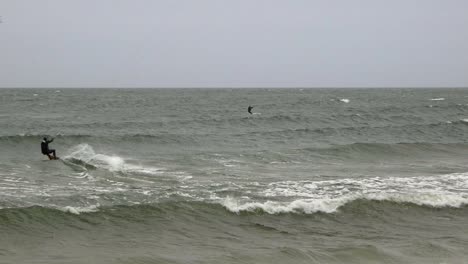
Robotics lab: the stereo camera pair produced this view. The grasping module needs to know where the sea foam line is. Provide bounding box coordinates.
[220,192,468,215]
[60,204,100,215]
[220,172,468,214]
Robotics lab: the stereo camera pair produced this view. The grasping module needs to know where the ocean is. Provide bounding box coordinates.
[0,88,467,264]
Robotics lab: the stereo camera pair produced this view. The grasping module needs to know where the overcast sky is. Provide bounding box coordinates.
[1,0,467,88]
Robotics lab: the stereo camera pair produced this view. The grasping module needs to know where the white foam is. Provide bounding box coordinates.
[221,196,352,214]
[221,191,468,215]
[339,98,350,103]
[70,144,123,171]
[366,192,468,208]
[61,205,99,215]
[214,157,242,168]
[430,98,445,101]
[64,144,163,175]
[220,172,468,214]
[125,165,162,175]
[179,175,193,181]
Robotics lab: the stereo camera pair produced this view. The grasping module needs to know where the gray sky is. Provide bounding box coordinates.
[1,0,467,88]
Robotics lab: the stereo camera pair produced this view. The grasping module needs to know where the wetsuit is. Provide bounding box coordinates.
[41,138,56,159]
[248,106,253,114]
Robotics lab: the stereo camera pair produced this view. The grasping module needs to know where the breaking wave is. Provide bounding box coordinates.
[220,192,468,215]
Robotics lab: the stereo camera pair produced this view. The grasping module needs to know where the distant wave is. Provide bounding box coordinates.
[233,119,468,140]
[0,134,92,142]
[300,142,468,159]
[0,133,199,145]
[3,116,468,142]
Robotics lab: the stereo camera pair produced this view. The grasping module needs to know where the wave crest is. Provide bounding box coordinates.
[220,192,468,215]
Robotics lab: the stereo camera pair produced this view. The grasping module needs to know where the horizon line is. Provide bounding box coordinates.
[1,86,468,89]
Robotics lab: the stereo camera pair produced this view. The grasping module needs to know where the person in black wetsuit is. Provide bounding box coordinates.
[248,105,254,114]
[41,137,57,160]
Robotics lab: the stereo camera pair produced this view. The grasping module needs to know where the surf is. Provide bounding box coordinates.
[62,144,164,177]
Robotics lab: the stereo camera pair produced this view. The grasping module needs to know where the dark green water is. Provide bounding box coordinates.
[1,88,468,263]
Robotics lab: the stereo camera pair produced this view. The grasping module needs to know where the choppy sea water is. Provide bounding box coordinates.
[1,88,468,264]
